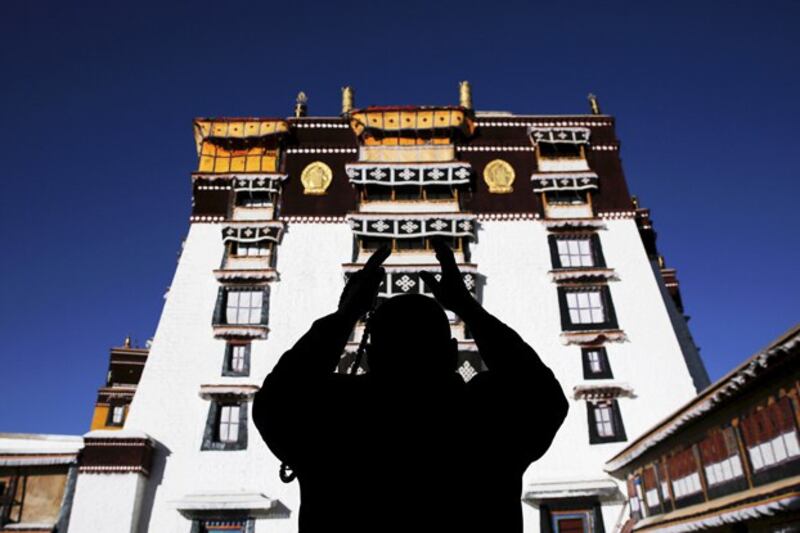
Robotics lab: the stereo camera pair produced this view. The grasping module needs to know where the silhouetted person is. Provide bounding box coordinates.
[253,240,568,532]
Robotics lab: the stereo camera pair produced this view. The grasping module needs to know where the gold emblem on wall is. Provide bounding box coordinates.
[483,159,515,193]
[301,161,333,195]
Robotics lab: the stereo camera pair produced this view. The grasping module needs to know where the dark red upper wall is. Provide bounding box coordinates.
[191,114,634,219]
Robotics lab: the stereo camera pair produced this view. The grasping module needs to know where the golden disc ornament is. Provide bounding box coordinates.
[483,159,515,193]
[301,161,333,195]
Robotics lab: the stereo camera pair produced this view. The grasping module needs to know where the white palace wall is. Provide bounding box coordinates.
[114,215,699,532]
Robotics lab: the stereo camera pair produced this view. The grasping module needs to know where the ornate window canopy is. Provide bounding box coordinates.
[347,214,477,239]
[231,174,288,193]
[574,382,636,400]
[221,223,283,244]
[349,106,475,138]
[529,126,591,145]
[532,172,598,192]
[193,119,289,153]
[342,263,479,299]
[345,162,472,187]
[198,384,260,400]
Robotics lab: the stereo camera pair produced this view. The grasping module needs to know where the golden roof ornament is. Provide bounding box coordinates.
[588,93,601,115]
[483,159,515,193]
[459,80,473,110]
[124,335,132,348]
[341,86,354,115]
[295,91,308,118]
[301,161,333,195]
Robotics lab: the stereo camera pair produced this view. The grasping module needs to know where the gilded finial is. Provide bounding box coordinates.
[294,91,308,118]
[459,80,472,110]
[587,93,601,115]
[124,335,132,348]
[658,255,666,268]
[341,86,354,115]
[631,195,639,209]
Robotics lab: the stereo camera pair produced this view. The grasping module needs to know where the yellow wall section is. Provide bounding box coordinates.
[90,404,120,431]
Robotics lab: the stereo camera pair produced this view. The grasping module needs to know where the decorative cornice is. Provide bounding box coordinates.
[456,145,534,152]
[291,122,350,129]
[285,147,357,154]
[476,212,540,221]
[589,145,619,151]
[279,215,347,223]
[477,120,613,128]
[543,218,606,230]
[191,215,225,223]
[598,211,636,220]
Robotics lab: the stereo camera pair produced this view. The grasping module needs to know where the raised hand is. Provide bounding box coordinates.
[420,239,476,316]
[338,246,391,321]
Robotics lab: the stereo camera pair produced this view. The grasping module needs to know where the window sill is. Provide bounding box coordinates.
[212,324,269,340]
[573,382,636,400]
[213,268,278,282]
[561,329,627,345]
[550,268,617,283]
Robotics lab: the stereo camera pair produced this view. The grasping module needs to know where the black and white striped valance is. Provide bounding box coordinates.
[530,127,591,145]
[345,162,472,187]
[348,215,476,239]
[232,174,287,194]
[221,224,283,243]
[344,270,477,298]
[532,172,599,192]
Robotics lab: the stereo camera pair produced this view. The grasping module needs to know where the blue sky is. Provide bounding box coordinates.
[1,1,798,434]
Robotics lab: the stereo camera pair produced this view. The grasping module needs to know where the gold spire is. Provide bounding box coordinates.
[459,80,472,110]
[631,195,639,209]
[124,336,132,348]
[341,86,354,115]
[294,91,308,118]
[587,93,601,115]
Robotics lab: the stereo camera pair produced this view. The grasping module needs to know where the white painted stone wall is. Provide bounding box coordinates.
[471,218,698,532]
[68,472,146,533]
[123,222,352,532]
[105,215,700,533]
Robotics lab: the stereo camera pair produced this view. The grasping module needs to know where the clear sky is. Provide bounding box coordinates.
[1,1,798,435]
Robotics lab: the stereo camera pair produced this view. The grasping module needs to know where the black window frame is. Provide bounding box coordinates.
[105,403,127,427]
[222,342,251,377]
[212,286,270,327]
[201,398,249,451]
[581,347,613,379]
[557,286,619,331]
[587,399,627,444]
[539,496,606,533]
[548,234,606,269]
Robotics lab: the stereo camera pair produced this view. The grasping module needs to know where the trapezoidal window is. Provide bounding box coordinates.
[558,286,618,331]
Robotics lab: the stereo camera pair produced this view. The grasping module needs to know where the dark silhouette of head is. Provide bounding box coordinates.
[367,294,458,381]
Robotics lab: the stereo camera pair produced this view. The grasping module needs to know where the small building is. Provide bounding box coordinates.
[0,433,82,532]
[605,325,800,532]
[89,338,149,431]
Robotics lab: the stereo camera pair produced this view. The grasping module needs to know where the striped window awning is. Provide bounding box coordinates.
[346,162,472,187]
[529,127,591,145]
[532,172,598,192]
[347,214,476,239]
[232,174,288,194]
[221,223,283,243]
